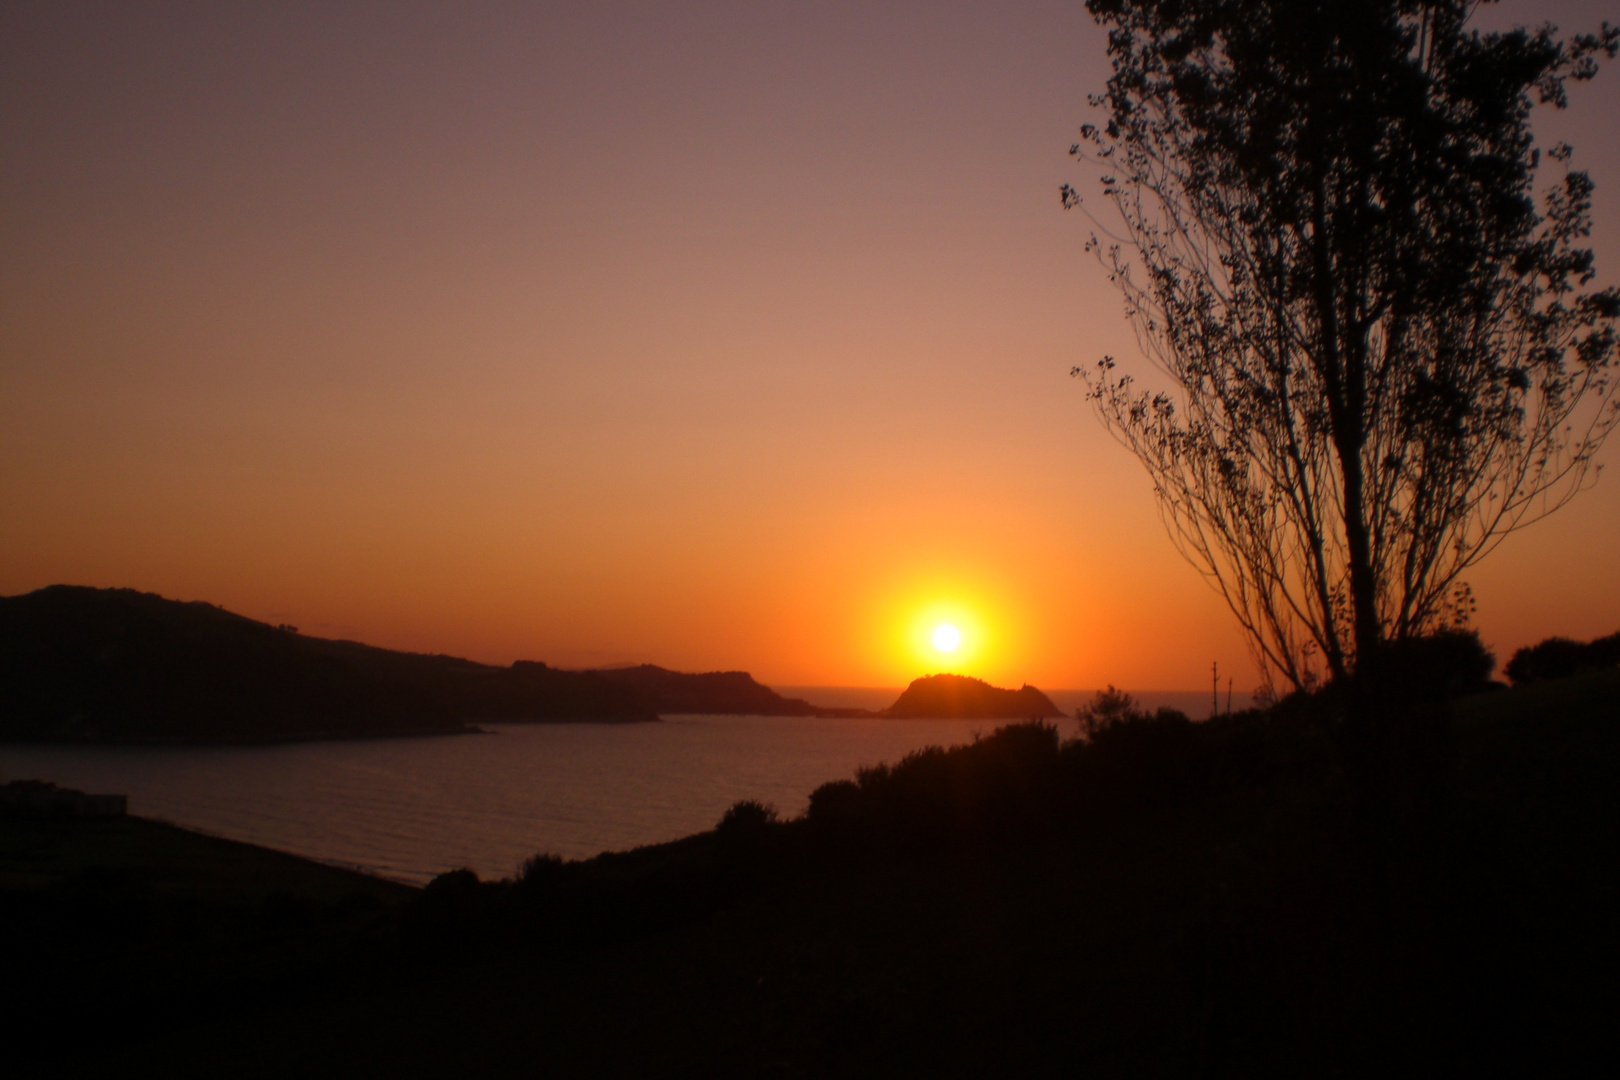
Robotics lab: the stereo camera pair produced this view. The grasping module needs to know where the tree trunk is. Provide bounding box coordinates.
[1341,448,1382,673]
[1311,179,1379,684]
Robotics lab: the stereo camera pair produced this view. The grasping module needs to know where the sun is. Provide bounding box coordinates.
[881,590,996,675]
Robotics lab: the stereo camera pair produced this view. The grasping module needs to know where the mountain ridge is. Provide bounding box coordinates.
[0,586,1068,741]
[0,586,810,742]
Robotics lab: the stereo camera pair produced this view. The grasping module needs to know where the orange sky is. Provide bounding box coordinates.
[3,1,1617,690]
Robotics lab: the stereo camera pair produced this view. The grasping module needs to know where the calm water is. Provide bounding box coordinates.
[1,715,1013,885]
[1,688,1242,887]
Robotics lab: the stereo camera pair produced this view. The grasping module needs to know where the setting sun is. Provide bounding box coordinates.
[855,571,1029,682]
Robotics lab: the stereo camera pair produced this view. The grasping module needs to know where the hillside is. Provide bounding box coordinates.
[0,586,479,742]
[583,664,824,716]
[0,586,856,743]
[12,666,1617,1075]
[884,673,1064,718]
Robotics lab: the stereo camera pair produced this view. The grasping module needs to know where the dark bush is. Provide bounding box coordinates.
[806,780,862,832]
[404,868,487,958]
[516,854,565,893]
[716,799,778,835]
[820,722,1063,847]
[1505,631,1620,684]
[424,867,480,896]
[1363,629,1497,701]
[1075,685,1142,740]
[415,868,483,926]
[1079,707,1197,799]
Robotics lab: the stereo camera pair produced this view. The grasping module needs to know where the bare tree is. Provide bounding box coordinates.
[1066,0,1619,694]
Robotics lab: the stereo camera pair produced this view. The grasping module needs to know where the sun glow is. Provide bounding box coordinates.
[897,597,989,675]
[856,565,1031,682]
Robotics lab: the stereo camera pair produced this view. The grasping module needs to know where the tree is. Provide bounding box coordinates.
[1065,0,1619,694]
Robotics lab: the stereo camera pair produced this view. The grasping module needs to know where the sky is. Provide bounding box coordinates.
[3,1,1618,691]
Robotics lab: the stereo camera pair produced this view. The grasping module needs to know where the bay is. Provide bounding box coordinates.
[1,686,1245,887]
[1,715,1010,885]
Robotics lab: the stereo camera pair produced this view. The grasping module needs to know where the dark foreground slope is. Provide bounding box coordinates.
[884,672,1064,718]
[16,667,1618,1077]
[1,811,414,1066]
[0,586,838,743]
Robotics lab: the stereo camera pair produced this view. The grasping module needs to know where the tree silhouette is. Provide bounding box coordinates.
[1065,1,1619,693]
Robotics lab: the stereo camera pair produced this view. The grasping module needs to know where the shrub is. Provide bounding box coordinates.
[1362,629,1497,701]
[1076,685,1143,740]
[424,867,480,895]
[806,780,862,830]
[1505,631,1620,684]
[516,853,565,892]
[716,799,778,835]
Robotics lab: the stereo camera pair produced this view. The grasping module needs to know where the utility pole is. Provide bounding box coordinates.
[1212,660,1219,718]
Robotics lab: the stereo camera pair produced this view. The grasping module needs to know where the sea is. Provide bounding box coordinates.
[0,687,1242,886]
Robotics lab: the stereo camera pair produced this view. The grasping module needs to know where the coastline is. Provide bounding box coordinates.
[0,808,416,898]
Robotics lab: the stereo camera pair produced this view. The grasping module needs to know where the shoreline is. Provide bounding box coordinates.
[0,808,418,897]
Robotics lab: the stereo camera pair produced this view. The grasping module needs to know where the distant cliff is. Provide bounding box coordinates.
[0,586,874,744]
[884,674,1063,719]
[584,665,823,716]
[0,587,656,743]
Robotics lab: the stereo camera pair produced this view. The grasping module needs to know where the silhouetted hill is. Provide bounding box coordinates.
[20,662,1617,1075]
[884,673,1063,719]
[585,664,824,716]
[0,586,874,743]
[0,586,481,743]
[0,586,659,742]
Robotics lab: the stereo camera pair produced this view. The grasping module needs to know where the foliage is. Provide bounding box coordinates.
[1066,1,1620,694]
[1363,628,1498,701]
[517,853,566,891]
[1505,629,1620,683]
[1075,684,1143,739]
[716,799,780,834]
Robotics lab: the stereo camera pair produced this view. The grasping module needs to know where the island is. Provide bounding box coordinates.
[882,673,1064,719]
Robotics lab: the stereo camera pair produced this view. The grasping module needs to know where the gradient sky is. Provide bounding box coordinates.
[3,1,1617,690]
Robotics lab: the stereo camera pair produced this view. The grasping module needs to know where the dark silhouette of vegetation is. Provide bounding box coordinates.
[1361,627,1499,700]
[516,852,566,892]
[0,586,868,744]
[883,673,1063,718]
[716,798,780,835]
[1075,684,1193,740]
[1505,628,1620,684]
[1066,1,1620,694]
[7,653,1619,1074]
